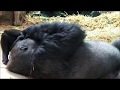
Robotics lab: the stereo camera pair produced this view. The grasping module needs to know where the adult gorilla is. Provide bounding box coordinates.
[1,21,120,79]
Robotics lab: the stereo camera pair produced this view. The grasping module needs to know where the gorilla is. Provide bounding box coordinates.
[1,21,120,79]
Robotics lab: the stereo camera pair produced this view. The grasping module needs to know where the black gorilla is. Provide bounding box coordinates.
[1,21,120,79]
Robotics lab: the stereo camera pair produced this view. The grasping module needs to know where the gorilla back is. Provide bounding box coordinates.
[7,39,120,79]
[69,41,120,79]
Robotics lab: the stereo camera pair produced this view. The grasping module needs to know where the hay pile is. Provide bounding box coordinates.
[25,11,120,43]
[0,11,120,43]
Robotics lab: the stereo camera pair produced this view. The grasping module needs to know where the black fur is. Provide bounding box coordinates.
[1,21,120,79]
[1,21,85,65]
[6,21,86,78]
[7,39,120,79]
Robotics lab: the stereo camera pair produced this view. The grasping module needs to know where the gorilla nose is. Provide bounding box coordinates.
[20,45,28,50]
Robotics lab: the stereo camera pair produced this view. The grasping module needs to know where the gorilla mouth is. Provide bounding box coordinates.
[7,49,36,77]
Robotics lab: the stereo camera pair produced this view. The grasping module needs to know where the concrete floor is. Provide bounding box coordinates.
[0,62,29,79]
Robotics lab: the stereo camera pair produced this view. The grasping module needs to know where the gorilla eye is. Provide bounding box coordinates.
[20,45,28,51]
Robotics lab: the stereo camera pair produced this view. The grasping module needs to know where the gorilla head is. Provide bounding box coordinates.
[6,21,120,79]
[7,38,38,76]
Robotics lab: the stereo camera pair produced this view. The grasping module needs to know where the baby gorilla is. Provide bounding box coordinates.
[2,21,120,79]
